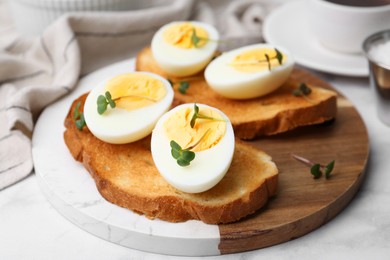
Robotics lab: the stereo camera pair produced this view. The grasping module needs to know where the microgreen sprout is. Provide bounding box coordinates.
[170,141,195,167]
[229,48,284,71]
[190,28,221,48]
[97,91,116,115]
[75,114,86,131]
[292,83,315,104]
[73,101,86,131]
[265,53,271,71]
[168,79,190,94]
[291,154,335,179]
[96,91,157,115]
[167,76,202,95]
[170,129,210,167]
[191,28,202,48]
[178,81,190,94]
[275,48,283,65]
[73,101,81,120]
[73,101,81,119]
[190,103,226,128]
[292,83,312,96]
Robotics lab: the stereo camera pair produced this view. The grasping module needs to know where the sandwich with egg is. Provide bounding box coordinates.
[64,71,278,224]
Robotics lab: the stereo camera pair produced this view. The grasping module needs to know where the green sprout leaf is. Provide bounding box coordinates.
[292,89,302,97]
[229,48,284,71]
[190,27,222,48]
[97,90,159,115]
[73,101,81,119]
[170,129,211,167]
[170,140,181,159]
[292,83,314,104]
[300,83,312,95]
[105,91,116,108]
[310,164,322,179]
[191,28,202,48]
[190,103,226,128]
[171,149,181,159]
[97,95,108,114]
[97,91,116,115]
[293,83,312,97]
[170,140,181,151]
[73,101,86,131]
[75,113,86,131]
[178,81,190,94]
[182,150,196,162]
[324,160,335,179]
[170,140,196,167]
[264,48,284,71]
[265,54,271,71]
[177,158,191,167]
[190,103,200,128]
[275,48,283,65]
[167,76,204,95]
[291,154,335,180]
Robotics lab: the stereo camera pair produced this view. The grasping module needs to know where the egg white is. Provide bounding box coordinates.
[205,43,295,99]
[151,21,219,77]
[83,72,174,144]
[151,103,235,193]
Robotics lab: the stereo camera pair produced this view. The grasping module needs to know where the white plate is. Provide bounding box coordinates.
[32,59,221,256]
[263,0,369,77]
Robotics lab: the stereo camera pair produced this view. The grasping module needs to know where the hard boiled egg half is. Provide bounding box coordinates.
[83,72,174,144]
[151,103,235,193]
[151,21,219,77]
[205,43,294,99]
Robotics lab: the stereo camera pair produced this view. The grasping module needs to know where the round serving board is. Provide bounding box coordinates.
[32,59,369,256]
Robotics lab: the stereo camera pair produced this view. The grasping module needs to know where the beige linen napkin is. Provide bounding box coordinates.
[0,0,286,190]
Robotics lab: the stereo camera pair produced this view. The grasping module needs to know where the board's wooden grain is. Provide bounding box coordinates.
[218,68,369,254]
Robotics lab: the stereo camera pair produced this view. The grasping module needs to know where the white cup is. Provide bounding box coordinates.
[306,0,390,54]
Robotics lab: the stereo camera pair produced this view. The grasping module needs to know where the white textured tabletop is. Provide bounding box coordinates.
[1,66,390,260]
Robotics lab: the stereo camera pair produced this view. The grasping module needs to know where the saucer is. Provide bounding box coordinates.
[263,1,369,77]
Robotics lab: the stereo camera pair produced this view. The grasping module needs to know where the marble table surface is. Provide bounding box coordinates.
[1,66,390,259]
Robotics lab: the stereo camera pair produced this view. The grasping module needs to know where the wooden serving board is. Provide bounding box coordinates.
[218,69,369,254]
[33,59,369,256]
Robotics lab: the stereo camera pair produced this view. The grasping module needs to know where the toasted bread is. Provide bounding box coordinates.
[135,47,337,139]
[64,94,278,224]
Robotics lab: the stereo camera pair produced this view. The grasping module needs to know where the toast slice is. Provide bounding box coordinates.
[64,94,278,224]
[136,47,337,139]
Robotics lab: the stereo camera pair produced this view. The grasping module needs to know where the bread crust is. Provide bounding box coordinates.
[136,46,337,139]
[64,94,278,224]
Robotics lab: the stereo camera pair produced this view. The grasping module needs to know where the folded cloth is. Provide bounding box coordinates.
[0,0,195,190]
[0,0,287,190]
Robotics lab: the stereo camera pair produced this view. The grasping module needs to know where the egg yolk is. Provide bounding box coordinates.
[163,107,226,152]
[230,48,287,73]
[163,22,209,49]
[105,74,166,111]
